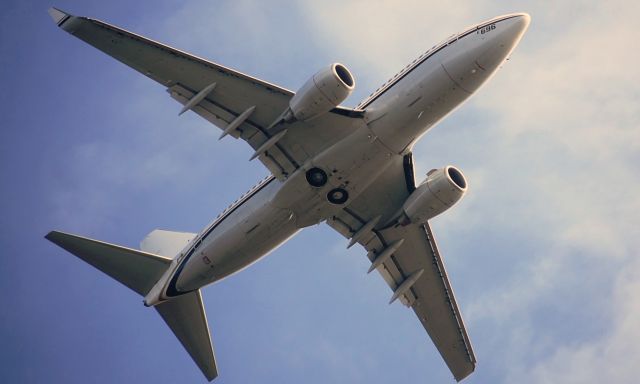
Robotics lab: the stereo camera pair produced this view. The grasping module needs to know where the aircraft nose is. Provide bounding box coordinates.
[476,13,530,70]
[513,13,531,34]
[440,13,530,94]
[500,13,530,45]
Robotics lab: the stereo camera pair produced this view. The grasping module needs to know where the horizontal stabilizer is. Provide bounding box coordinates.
[140,229,196,256]
[156,290,218,381]
[45,231,171,296]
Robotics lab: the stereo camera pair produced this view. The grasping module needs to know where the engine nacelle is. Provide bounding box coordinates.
[289,63,355,121]
[400,166,468,225]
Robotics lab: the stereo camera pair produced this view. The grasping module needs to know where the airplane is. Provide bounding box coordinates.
[46,7,530,382]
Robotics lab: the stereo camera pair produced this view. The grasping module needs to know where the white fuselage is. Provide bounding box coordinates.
[164,14,529,297]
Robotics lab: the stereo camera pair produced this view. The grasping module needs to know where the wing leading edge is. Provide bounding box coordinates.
[49,8,365,180]
[326,154,476,381]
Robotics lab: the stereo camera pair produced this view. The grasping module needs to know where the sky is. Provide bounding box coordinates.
[1,0,639,383]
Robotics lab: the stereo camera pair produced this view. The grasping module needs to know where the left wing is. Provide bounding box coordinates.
[326,154,476,381]
[48,8,365,180]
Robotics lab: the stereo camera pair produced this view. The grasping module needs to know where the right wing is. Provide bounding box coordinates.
[49,8,365,180]
[326,154,476,381]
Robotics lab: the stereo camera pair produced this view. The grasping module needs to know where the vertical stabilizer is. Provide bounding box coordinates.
[140,229,196,256]
[156,290,218,380]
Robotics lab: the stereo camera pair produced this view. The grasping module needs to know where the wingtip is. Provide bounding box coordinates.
[44,230,59,241]
[205,371,218,381]
[48,7,72,26]
[45,230,69,246]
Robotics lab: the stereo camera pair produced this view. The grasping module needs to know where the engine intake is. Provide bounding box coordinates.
[400,166,467,225]
[288,63,355,121]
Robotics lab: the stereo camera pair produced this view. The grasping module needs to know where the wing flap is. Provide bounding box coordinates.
[326,153,476,381]
[168,84,296,179]
[329,206,417,307]
[378,223,476,381]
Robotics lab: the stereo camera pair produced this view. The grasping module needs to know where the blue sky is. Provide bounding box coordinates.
[2,1,639,383]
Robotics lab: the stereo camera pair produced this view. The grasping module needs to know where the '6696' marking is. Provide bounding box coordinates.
[477,24,496,35]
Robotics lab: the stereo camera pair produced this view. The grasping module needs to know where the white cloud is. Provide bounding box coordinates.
[510,257,640,384]
[302,1,640,383]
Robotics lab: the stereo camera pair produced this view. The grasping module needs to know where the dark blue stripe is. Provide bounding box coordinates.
[165,176,276,297]
[357,15,520,109]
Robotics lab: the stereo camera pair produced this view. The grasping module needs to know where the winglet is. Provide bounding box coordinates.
[48,7,72,26]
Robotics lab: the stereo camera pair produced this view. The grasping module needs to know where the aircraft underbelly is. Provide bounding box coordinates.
[177,125,401,292]
[205,207,298,281]
[176,182,298,291]
[273,127,396,227]
[368,59,471,153]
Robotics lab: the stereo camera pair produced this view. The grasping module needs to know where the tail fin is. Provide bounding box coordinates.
[46,230,218,380]
[140,229,196,256]
[45,231,171,295]
[156,290,218,380]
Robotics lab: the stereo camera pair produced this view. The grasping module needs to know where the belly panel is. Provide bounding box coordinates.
[174,180,298,291]
[368,60,470,153]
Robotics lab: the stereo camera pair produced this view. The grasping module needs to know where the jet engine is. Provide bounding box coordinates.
[288,63,355,121]
[399,166,467,225]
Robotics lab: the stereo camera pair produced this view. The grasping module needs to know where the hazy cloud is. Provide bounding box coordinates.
[302,1,640,382]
